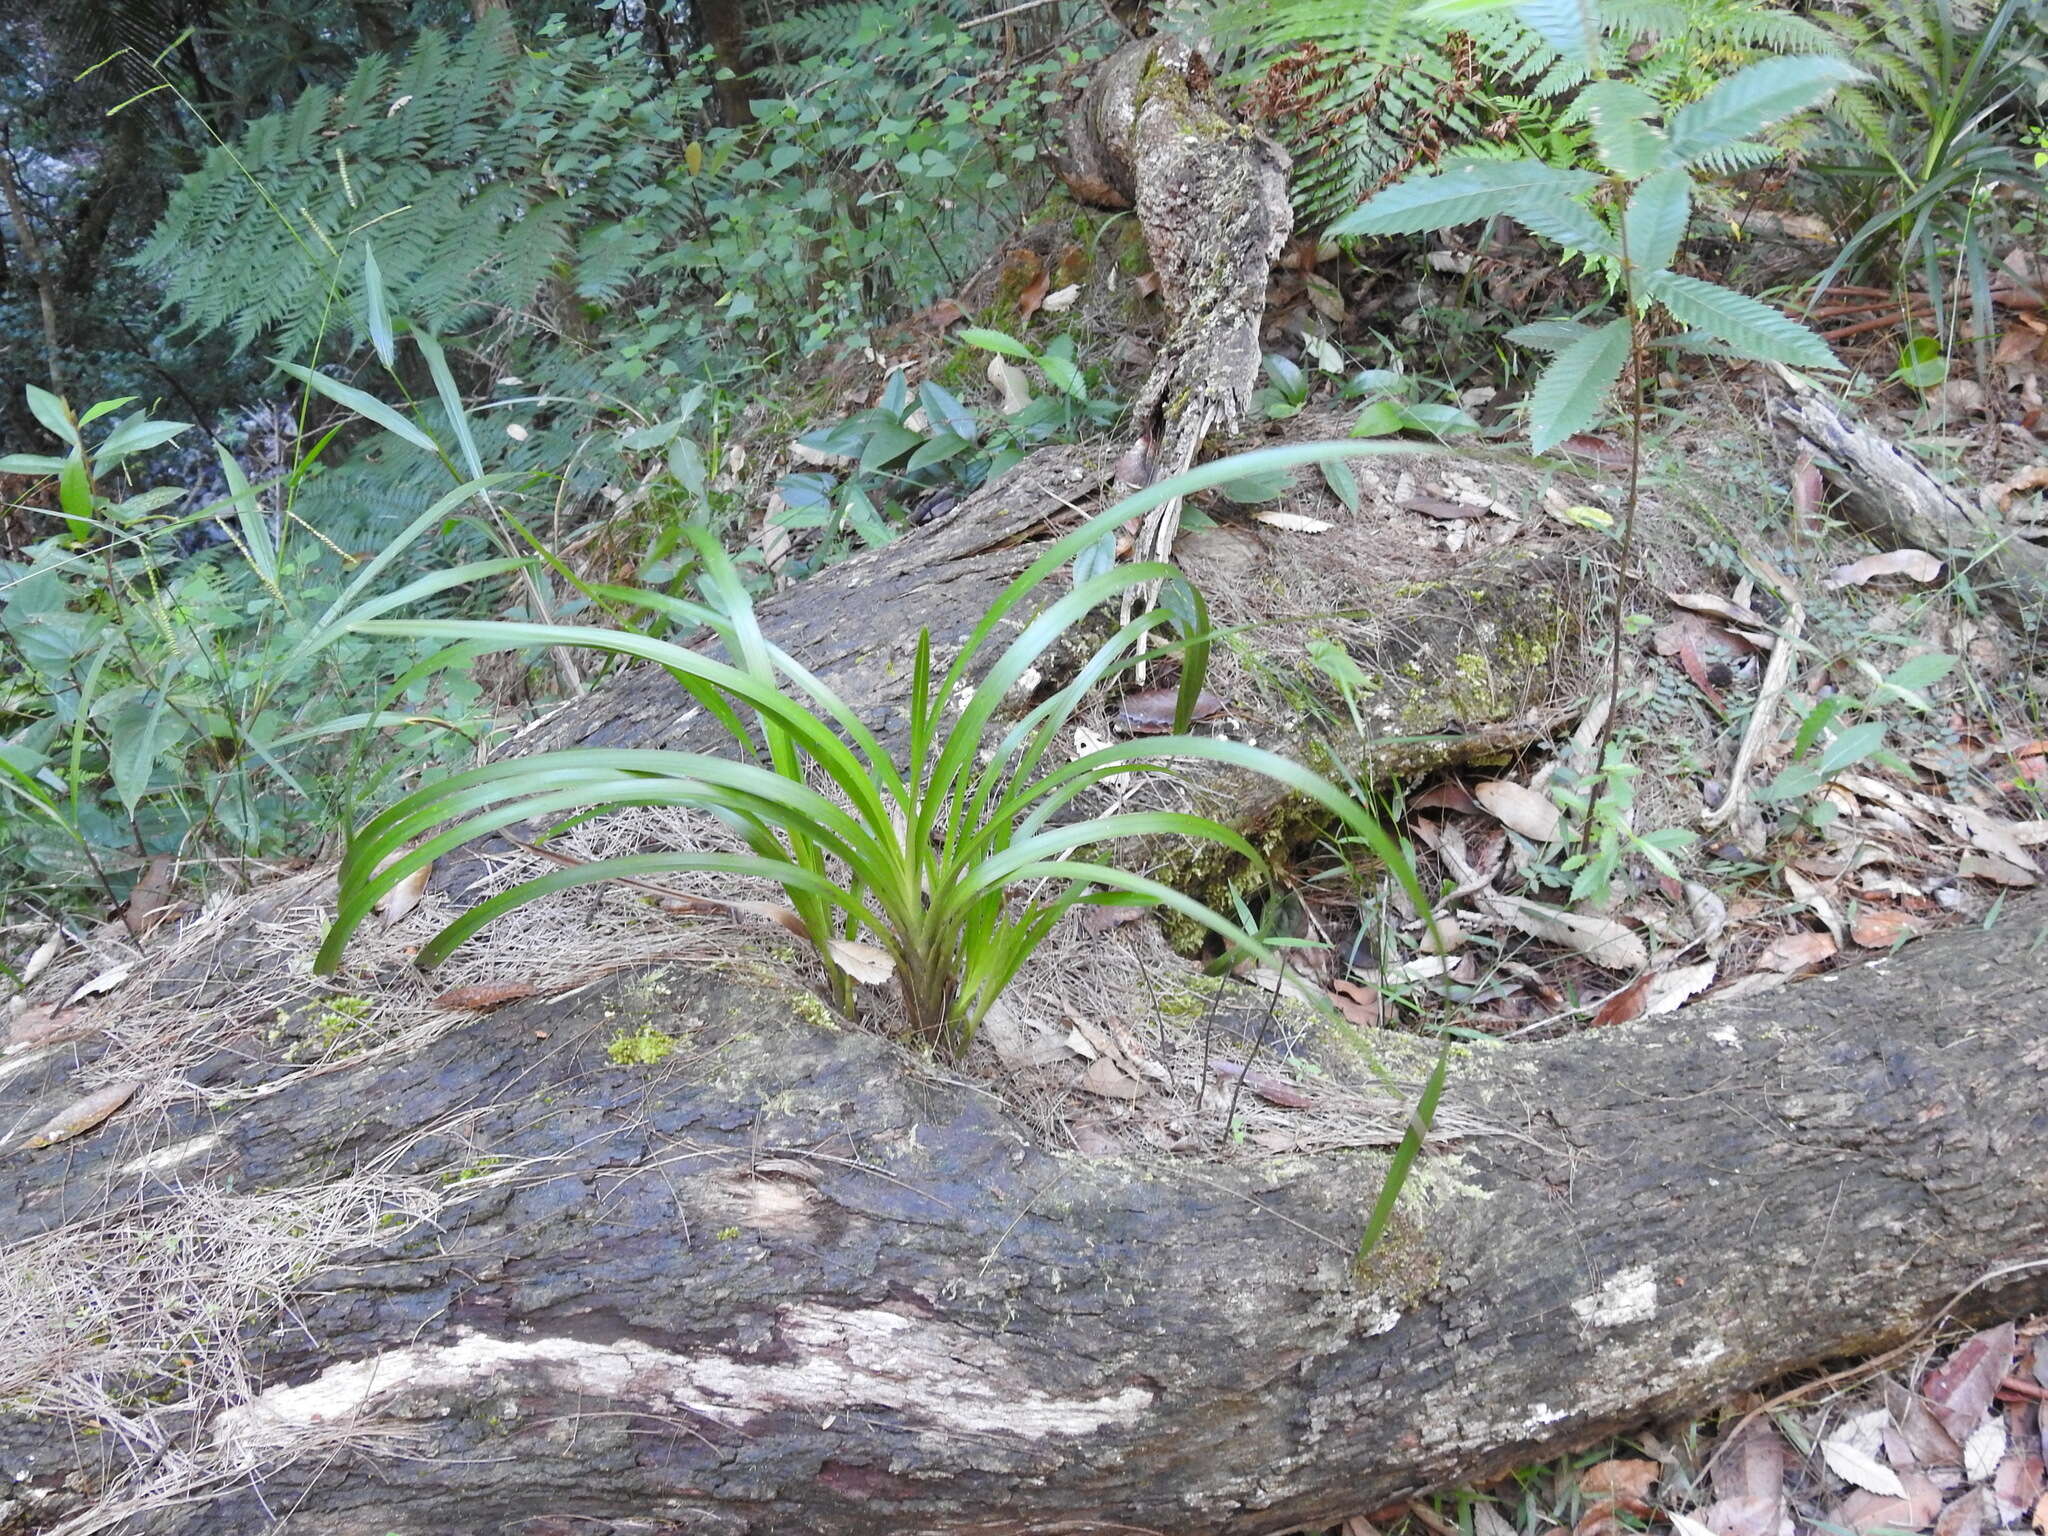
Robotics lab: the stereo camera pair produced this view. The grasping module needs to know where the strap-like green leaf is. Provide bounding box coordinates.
[1527,318,1631,453]
[276,359,441,455]
[362,244,396,366]
[1668,54,1862,163]
[1623,167,1692,276]
[1645,271,1840,368]
[414,329,484,481]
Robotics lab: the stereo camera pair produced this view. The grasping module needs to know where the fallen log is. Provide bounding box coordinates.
[4,897,2045,1534]
[1772,368,2048,628]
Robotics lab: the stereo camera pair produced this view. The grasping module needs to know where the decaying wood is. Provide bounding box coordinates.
[1062,32,1295,587]
[3,899,2044,1533]
[1773,368,2048,628]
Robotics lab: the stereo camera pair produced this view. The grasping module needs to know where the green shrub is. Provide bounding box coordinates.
[0,387,512,915]
[316,441,1434,1062]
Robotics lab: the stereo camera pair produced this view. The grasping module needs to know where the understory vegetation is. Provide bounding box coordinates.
[3,0,2047,1528]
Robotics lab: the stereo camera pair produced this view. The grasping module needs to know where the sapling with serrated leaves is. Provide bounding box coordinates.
[1330,0,1857,453]
[316,442,1441,1068]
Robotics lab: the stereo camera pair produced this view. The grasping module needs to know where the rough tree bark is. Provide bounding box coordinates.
[3,899,2045,1534]
[1060,31,1296,586]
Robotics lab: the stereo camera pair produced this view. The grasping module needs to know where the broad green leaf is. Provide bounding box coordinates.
[414,329,484,480]
[76,397,137,430]
[1527,317,1631,453]
[1330,160,1600,237]
[276,359,440,455]
[1517,0,1603,70]
[917,380,978,442]
[107,688,176,816]
[1505,195,1616,256]
[1217,466,1294,503]
[858,421,924,471]
[94,415,191,468]
[1322,457,1361,512]
[58,457,94,538]
[363,245,396,366]
[1579,81,1671,177]
[1644,272,1839,368]
[668,435,708,498]
[26,386,76,448]
[1668,55,1862,163]
[0,453,66,474]
[1035,353,1086,399]
[1892,336,1947,390]
[1816,720,1886,777]
[958,326,1035,359]
[1882,651,1956,693]
[1623,167,1692,275]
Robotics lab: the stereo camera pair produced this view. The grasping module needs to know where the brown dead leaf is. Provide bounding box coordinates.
[1591,975,1650,1027]
[826,939,895,985]
[1116,686,1225,734]
[1080,903,1149,936]
[63,966,132,1009]
[1408,781,1482,815]
[1960,852,2038,888]
[1793,452,1827,533]
[1852,907,1927,948]
[1329,978,1382,1027]
[1826,549,1944,588]
[1079,1056,1144,1101]
[431,981,542,1012]
[1487,894,1648,971]
[122,854,176,939]
[1573,1501,1625,1536]
[1757,929,1837,973]
[1209,1058,1315,1109]
[1644,960,1719,1015]
[978,999,1069,1071]
[1935,1489,1988,1536]
[1923,1324,2017,1442]
[1473,779,1563,843]
[374,861,433,926]
[1988,464,2048,511]
[1402,495,1485,521]
[1669,591,1771,629]
[1996,1454,2044,1522]
[5,1004,95,1051]
[1581,1458,1661,1504]
[24,1080,140,1149]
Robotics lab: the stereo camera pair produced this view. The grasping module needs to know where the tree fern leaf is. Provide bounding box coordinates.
[1516,0,1605,69]
[1667,53,1862,162]
[1331,160,1599,236]
[1644,271,1839,367]
[1622,166,1690,273]
[1527,315,1630,452]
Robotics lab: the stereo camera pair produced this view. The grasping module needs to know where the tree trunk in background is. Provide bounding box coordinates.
[3,898,2044,1533]
[699,0,755,128]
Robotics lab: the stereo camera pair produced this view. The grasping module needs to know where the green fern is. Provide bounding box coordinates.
[1197,0,1840,224]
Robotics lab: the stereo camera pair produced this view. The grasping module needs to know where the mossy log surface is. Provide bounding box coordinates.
[2,902,2044,1532]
